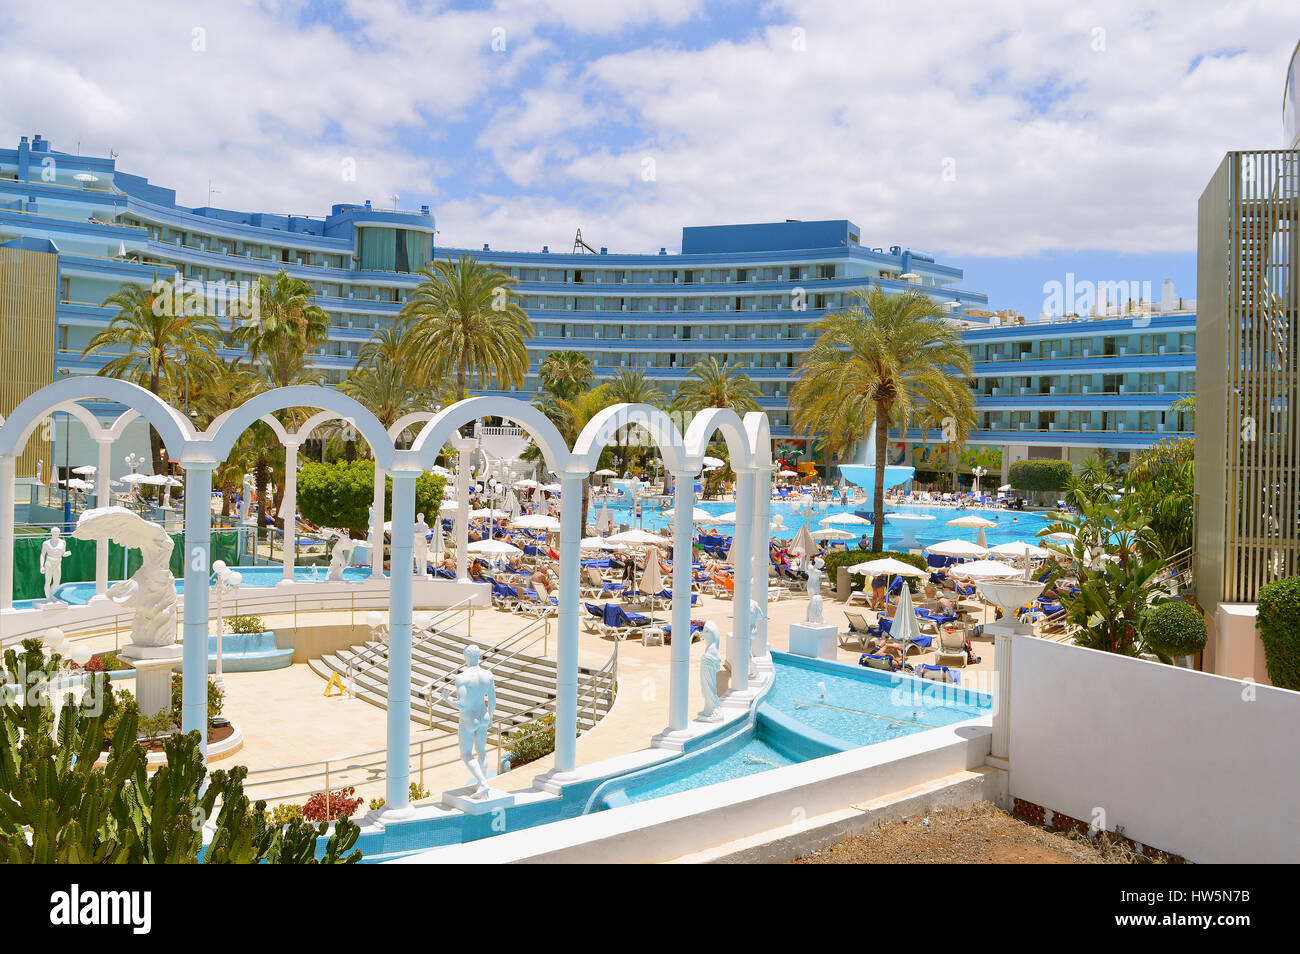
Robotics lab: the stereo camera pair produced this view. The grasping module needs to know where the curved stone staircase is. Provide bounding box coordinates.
[309,625,615,735]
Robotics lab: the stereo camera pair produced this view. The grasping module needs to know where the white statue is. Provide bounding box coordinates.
[71,507,177,648]
[698,621,723,721]
[326,532,360,581]
[805,557,824,625]
[39,526,71,601]
[748,598,765,674]
[365,505,377,553]
[413,513,430,578]
[440,644,497,798]
[239,474,254,522]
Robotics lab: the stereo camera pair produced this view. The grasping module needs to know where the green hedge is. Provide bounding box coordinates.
[1008,459,1073,493]
[296,460,444,537]
[821,549,929,592]
[1258,577,1300,691]
[1142,599,1206,658]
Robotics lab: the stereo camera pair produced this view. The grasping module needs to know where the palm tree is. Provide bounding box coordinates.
[791,285,974,551]
[85,277,222,473]
[400,255,534,401]
[340,362,431,432]
[231,270,329,390]
[536,385,616,533]
[604,368,665,474]
[537,351,595,402]
[673,356,762,415]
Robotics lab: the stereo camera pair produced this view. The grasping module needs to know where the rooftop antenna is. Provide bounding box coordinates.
[207,179,219,206]
[572,228,597,254]
[391,193,400,210]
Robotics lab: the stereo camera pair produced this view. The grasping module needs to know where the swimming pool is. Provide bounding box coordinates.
[52,565,376,604]
[593,652,992,807]
[596,498,1048,549]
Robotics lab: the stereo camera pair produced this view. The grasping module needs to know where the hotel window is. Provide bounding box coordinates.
[817,264,835,280]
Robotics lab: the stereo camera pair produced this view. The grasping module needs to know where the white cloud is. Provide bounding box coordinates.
[3,0,1298,258]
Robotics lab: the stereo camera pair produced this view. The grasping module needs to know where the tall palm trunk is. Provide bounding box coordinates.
[148,366,166,495]
[872,408,888,552]
[457,353,467,402]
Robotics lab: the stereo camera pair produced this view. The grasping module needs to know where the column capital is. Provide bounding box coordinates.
[560,469,590,480]
[177,459,217,471]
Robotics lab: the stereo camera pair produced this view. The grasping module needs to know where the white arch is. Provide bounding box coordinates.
[407,397,571,475]
[682,407,756,472]
[203,386,395,467]
[0,377,195,461]
[571,403,687,474]
[389,411,437,446]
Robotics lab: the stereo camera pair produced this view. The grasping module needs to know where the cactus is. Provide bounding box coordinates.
[0,643,361,864]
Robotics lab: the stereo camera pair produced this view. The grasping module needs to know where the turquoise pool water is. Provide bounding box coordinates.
[764,652,992,747]
[598,499,1047,549]
[621,733,799,804]
[52,565,376,604]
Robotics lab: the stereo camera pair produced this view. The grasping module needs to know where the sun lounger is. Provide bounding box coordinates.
[916,663,961,683]
[841,611,874,650]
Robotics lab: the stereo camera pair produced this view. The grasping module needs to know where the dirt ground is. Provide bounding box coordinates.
[792,802,1143,864]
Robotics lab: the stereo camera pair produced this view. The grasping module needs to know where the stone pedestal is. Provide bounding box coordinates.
[789,622,838,660]
[442,785,516,814]
[119,645,183,718]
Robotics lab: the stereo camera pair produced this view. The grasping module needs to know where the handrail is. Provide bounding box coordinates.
[416,610,554,712]
[345,595,476,693]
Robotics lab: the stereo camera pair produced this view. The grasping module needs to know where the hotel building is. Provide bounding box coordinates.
[0,135,1193,487]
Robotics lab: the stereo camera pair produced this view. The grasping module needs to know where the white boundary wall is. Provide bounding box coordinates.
[1009,634,1300,863]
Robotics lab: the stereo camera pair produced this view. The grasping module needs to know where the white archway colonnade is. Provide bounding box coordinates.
[0,378,773,813]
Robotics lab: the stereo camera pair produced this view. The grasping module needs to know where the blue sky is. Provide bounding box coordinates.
[4,0,1299,316]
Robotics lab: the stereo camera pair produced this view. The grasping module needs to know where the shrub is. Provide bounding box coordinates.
[1258,577,1300,690]
[227,614,265,635]
[297,460,444,537]
[267,802,304,826]
[506,714,556,769]
[138,709,178,742]
[302,786,363,822]
[369,797,386,812]
[1009,459,1073,494]
[84,652,126,673]
[1142,599,1207,659]
[170,673,224,725]
[409,781,431,802]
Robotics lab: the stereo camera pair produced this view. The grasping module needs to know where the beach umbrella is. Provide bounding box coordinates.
[976,527,988,549]
[789,523,818,562]
[540,482,562,493]
[605,528,664,547]
[701,456,724,470]
[640,547,663,595]
[513,478,539,489]
[504,490,521,520]
[847,557,926,577]
[470,508,509,519]
[947,559,1020,578]
[988,541,1050,559]
[511,513,561,531]
[891,582,925,646]
[63,478,94,491]
[119,473,149,484]
[581,536,627,550]
[946,514,997,529]
[664,506,712,522]
[810,527,854,540]
[778,469,798,477]
[713,511,739,522]
[998,483,1012,493]
[431,465,454,478]
[927,539,987,558]
[71,465,97,476]
[594,468,617,477]
[467,539,521,556]
[823,512,871,526]
[431,522,444,558]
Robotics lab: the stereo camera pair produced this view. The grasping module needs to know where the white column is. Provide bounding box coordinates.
[729,468,756,694]
[385,470,418,811]
[370,463,385,577]
[181,462,215,756]
[280,440,299,581]
[453,435,474,583]
[554,471,585,774]
[750,463,773,659]
[94,439,111,598]
[669,469,695,731]
[990,632,1013,765]
[0,456,13,612]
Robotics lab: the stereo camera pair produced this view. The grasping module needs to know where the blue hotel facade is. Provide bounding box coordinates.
[0,134,1194,485]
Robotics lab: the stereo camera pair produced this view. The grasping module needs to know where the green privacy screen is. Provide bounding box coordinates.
[12,531,242,602]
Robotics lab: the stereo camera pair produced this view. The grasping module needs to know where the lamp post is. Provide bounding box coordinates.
[211,560,241,690]
[972,465,988,497]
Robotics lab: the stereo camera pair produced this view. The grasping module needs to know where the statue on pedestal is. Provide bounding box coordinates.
[440,644,497,798]
[413,513,430,578]
[805,557,824,625]
[39,527,71,602]
[326,532,360,581]
[699,621,723,721]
